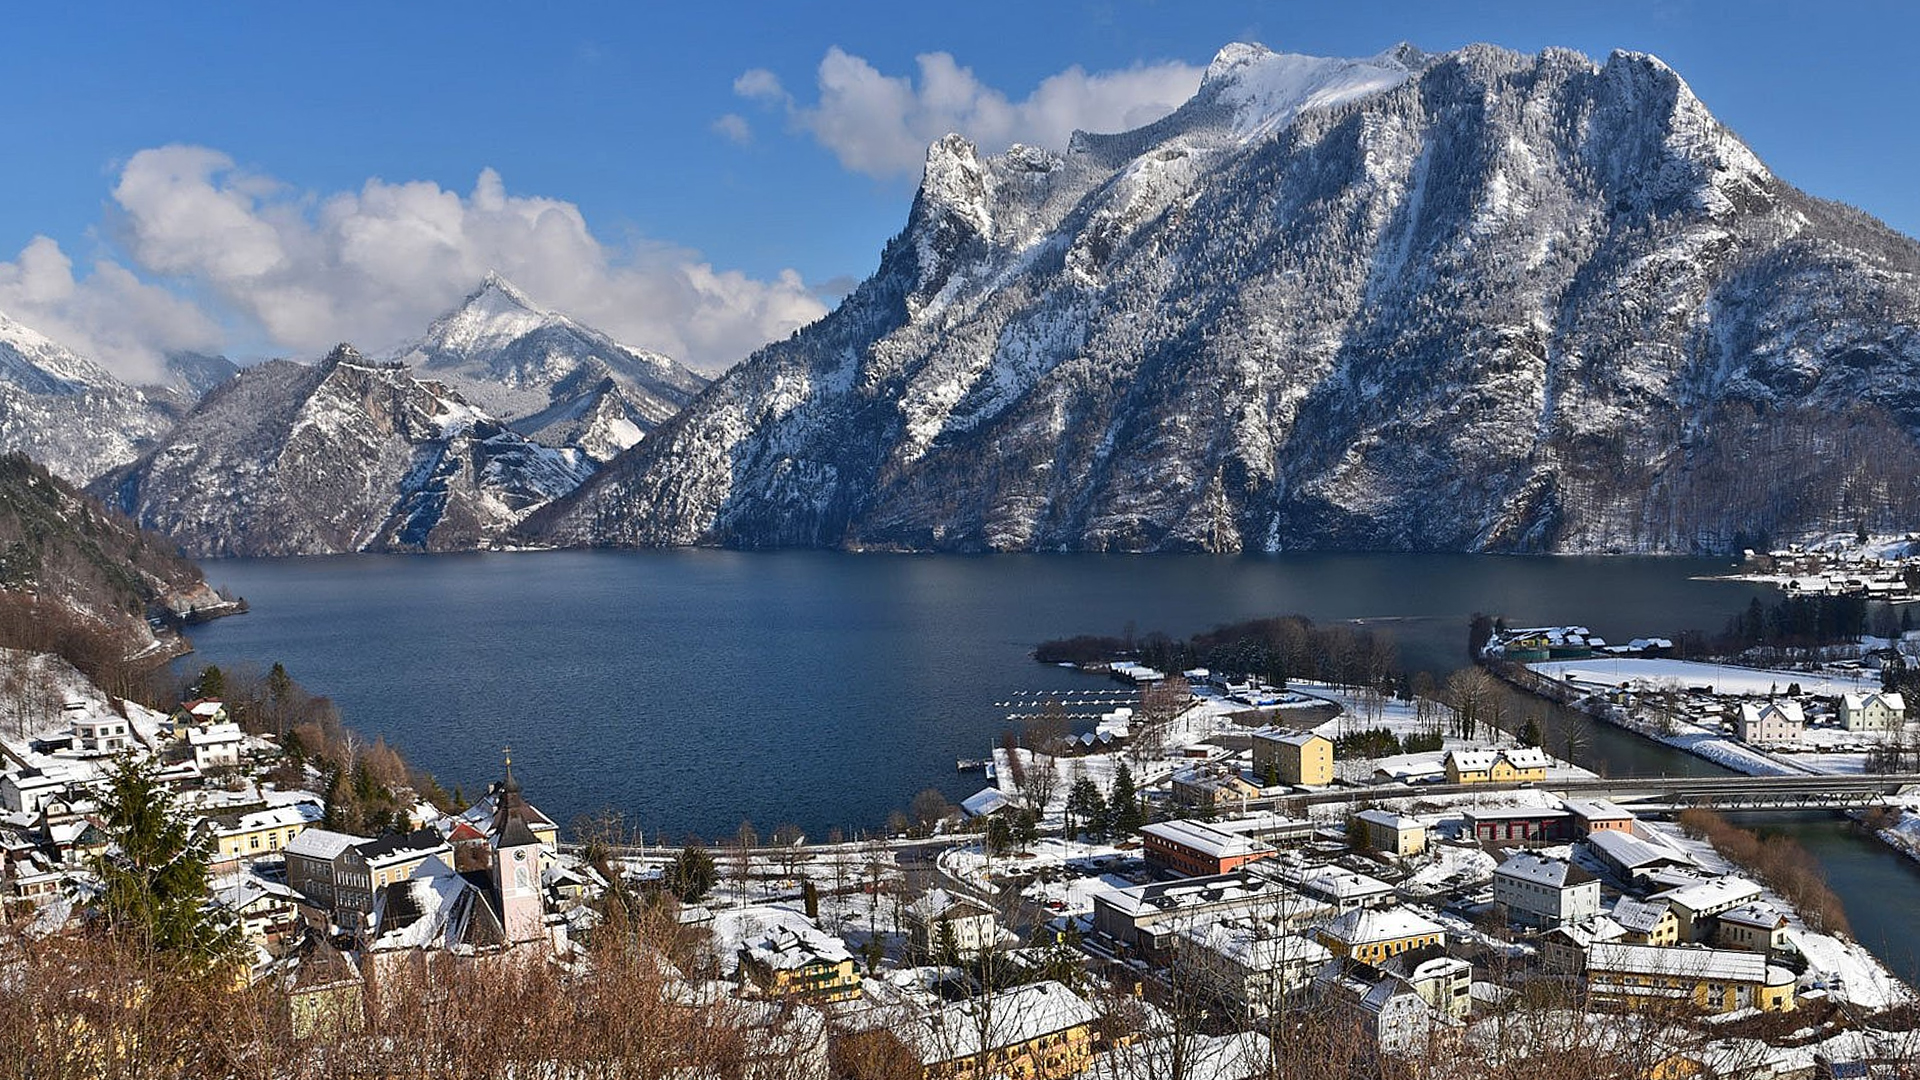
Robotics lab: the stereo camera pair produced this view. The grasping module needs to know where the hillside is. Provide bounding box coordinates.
[0,452,236,680]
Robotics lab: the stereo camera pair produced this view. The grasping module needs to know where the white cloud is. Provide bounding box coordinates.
[712,113,753,145]
[737,47,1205,178]
[104,145,826,372]
[0,235,223,383]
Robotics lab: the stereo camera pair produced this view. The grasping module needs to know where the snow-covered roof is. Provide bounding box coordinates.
[187,722,244,746]
[1841,691,1906,711]
[1140,819,1274,860]
[284,827,367,861]
[1560,798,1634,823]
[1717,902,1787,930]
[740,924,852,971]
[1501,747,1550,770]
[1353,809,1422,832]
[1318,906,1444,946]
[903,981,1097,1066]
[1446,750,1499,772]
[1586,828,1692,872]
[1586,942,1768,983]
[905,888,995,925]
[1251,728,1329,748]
[202,801,322,836]
[1098,869,1286,918]
[1738,701,1806,727]
[1294,867,1394,903]
[1654,876,1764,914]
[1185,923,1331,973]
[1609,897,1672,935]
[960,787,1015,817]
[1494,852,1596,890]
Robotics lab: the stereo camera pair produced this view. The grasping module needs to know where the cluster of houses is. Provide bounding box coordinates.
[1746,542,1920,601]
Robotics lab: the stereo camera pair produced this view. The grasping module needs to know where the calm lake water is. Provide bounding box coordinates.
[179,550,1771,839]
[177,549,1920,989]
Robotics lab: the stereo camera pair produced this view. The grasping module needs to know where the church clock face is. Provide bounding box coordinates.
[513,849,531,891]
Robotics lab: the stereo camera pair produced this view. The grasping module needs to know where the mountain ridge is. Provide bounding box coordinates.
[525,41,1920,555]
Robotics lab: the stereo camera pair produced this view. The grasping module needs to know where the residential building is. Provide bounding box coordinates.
[1584,942,1796,1014]
[898,980,1097,1080]
[1139,819,1275,878]
[279,928,364,1040]
[739,924,861,1004]
[1312,960,1443,1059]
[1351,810,1426,857]
[1736,701,1805,745]
[198,802,323,871]
[210,876,304,947]
[169,698,228,737]
[1182,923,1332,1018]
[906,888,999,959]
[1611,897,1681,946]
[1251,730,1334,787]
[1211,812,1315,848]
[67,699,131,754]
[1654,877,1766,942]
[1715,902,1791,956]
[359,828,454,893]
[1314,907,1445,965]
[1460,807,1572,843]
[1562,798,1636,836]
[1492,852,1601,928]
[1,766,72,815]
[285,828,375,922]
[186,723,246,771]
[1386,954,1473,1021]
[1540,918,1627,974]
[1443,747,1549,785]
[1840,692,1907,733]
[1169,764,1263,810]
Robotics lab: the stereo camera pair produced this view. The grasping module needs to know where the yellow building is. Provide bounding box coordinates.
[1252,730,1334,787]
[1315,907,1446,965]
[1611,898,1681,946]
[905,980,1098,1080]
[1584,942,1795,1015]
[198,802,322,870]
[1443,747,1549,785]
[738,924,862,1003]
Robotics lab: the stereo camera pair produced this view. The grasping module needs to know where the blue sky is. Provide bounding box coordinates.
[3,1,1916,377]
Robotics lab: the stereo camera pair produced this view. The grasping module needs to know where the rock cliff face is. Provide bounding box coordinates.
[0,310,175,486]
[392,274,708,464]
[531,43,1920,554]
[95,346,592,556]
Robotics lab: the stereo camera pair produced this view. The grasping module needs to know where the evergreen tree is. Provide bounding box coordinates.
[1519,718,1544,748]
[95,755,239,965]
[1108,764,1143,837]
[195,664,225,700]
[665,843,718,903]
[1066,778,1105,842]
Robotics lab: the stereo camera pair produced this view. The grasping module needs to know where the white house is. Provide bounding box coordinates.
[1492,852,1602,928]
[904,888,998,958]
[1183,924,1331,1018]
[187,723,246,771]
[1735,701,1805,745]
[1840,692,1906,733]
[67,699,132,754]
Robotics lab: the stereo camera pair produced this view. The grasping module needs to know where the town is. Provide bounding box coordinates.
[8,631,1920,1079]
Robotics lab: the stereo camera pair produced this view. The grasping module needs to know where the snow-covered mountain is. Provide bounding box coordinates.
[141,350,241,417]
[392,274,708,463]
[0,309,175,485]
[530,42,1920,554]
[94,345,594,556]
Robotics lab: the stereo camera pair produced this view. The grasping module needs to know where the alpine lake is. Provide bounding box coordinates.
[175,549,1920,989]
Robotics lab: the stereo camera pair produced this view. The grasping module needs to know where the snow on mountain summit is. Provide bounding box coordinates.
[1198,42,1414,140]
[393,274,707,462]
[0,308,171,484]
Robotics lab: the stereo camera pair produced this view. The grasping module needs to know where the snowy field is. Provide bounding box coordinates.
[1530,658,1881,698]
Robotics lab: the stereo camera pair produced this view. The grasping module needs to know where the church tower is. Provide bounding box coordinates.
[490,751,547,945]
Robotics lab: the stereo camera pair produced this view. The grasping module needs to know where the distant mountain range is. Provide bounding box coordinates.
[530,42,1920,555]
[390,274,707,464]
[0,275,708,556]
[11,41,1920,558]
